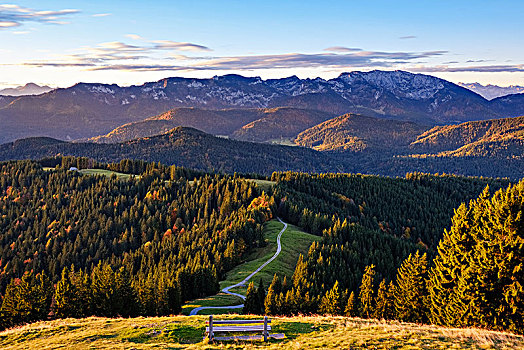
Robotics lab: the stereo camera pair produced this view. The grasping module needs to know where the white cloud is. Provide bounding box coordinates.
[125,34,143,40]
[0,4,79,29]
[92,13,111,17]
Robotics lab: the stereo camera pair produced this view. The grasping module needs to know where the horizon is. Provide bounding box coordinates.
[0,1,523,89]
[3,70,524,91]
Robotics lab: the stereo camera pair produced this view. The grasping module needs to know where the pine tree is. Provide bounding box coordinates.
[385,281,396,320]
[393,251,428,323]
[359,264,375,318]
[0,279,21,326]
[428,181,524,333]
[265,274,281,315]
[374,279,388,320]
[55,267,80,318]
[319,281,342,315]
[114,267,137,317]
[243,282,258,314]
[256,279,266,314]
[344,291,357,317]
[90,262,116,316]
[1,272,52,325]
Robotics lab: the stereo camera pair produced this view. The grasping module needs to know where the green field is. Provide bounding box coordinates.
[78,168,140,180]
[247,179,277,191]
[267,137,299,147]
[181,220,319,316]
[1,315,522,349]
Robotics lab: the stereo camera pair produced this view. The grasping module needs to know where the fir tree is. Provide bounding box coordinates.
[55,267,80,318]
[256,279,266,314]
[429,181,524,333]
[344,291,357,317]
[319,281,343,315]
[374,279,388,320]
[265,274,281,315]
[359,264,375,318]
[394,251,428,323]
[243,282,258,314]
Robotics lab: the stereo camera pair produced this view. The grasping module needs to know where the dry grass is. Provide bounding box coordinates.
[1,315,522,349]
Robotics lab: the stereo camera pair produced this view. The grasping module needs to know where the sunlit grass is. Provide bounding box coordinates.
[78,168,140,180]
[1,315,523,349]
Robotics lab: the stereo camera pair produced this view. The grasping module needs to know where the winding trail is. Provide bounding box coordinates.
[189,218,288,316]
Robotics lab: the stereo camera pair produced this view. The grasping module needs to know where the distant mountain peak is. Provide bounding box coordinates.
[0,83,53,96]
[458,82,524,100]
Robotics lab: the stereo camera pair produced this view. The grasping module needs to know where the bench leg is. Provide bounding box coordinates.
[263,316,268,342]
[209,315,214,342]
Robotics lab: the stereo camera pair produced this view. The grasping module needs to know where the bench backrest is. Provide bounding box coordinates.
[206,315,271,341]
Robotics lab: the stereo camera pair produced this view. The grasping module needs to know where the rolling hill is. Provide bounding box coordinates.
[88,107,334,144]
[410,115,524,157]
[295,114,429,152]
[0,127,342,175]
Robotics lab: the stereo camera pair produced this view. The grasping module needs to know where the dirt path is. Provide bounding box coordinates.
[189,218,288,316]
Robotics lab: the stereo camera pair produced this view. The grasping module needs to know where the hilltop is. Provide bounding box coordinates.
[0,315,522,349]
[410,115,524,157]
[295,114,429,152]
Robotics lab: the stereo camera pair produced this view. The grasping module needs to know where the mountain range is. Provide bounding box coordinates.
[458,82,524,100]
[0,83,53,97]
[2,70,524,144]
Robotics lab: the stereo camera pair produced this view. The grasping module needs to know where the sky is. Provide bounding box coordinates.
[0,0,523,89]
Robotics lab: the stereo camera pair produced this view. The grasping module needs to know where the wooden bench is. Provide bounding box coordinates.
[205,315,284,342]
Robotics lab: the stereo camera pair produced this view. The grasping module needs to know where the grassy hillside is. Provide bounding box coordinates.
[1,315,523,349]
[181,220,320,315]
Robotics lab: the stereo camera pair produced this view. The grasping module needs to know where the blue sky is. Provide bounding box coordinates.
[0,0,522,88]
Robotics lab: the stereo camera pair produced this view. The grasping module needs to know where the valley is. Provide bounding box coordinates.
[1,1,523,348]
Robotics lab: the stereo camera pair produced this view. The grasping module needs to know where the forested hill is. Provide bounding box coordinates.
[295,114,429,152]
[0,127,342,175]
[88,107,334,144]
[410,115,524,156]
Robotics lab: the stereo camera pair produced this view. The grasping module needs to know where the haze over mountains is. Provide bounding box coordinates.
[458,82,524,100]
[2,70,524,145]
[0,83,53,97]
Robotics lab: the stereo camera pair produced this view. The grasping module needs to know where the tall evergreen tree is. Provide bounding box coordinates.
[319,280,343,315]
[428,182,524,333]
[256,279,266,315]
[243,282,258,314]
[359,265,375,318]
[374,279,388,320]
[265,274,282,315]
[393,251,428,323]
[54,267,80,318]
[344,291,357,317]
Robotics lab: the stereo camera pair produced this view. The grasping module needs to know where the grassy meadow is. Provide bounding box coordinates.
[1,315,523,349]
[181,219,320,316]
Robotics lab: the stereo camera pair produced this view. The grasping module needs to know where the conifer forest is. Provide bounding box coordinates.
[0,157,522,335]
